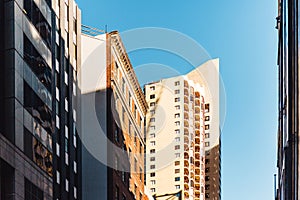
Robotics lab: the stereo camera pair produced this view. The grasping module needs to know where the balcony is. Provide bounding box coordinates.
[184,183,189,191]
[184,120,189,127]
[184,192,189,199]
[184,128,189,136]
[195,161,200,168]
[184,80,189,88]
[184,168,189,175]
[184,88,189,96]
[195,91,200,98]
[184,160,189,167]
[195,175,200,183]
[184,104,189,112]
[184,112,189,120]
[195,99,200,106]
[184,176,189,184]
[184,136,189,144]
[184,96,189,104]
[184,152,189,159]
[195,107,200,114]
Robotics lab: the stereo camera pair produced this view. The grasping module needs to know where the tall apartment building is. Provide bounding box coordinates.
[0,0,82,199]
[276,0,300,199]
[144,59,220,200]
[81,30,148,200]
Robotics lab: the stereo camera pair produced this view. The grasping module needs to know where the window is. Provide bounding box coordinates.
[150,157,155,161]
[205,133,210,138]
[151,188,156,192]
[150,118,155,122]
[134,158,138,171]
[66,179,69,192]
[174,113,180,118]
[150,141,156,146]
[150,94,155,99]
[205,193,210,198]
[150,172,156,177]
[175,129,180,134]
[175,89,180,94]
[205,116,210,121]
[150,149,155,154]
[150,86,155,91]
[115,185,119,200]
[175,81,180,86]
[175,177,180,181]
[205,142,210,147]
[122,194,126,200]
[205,125,210,130]
[175,121,180,126]
[175,161,180,166]
[56,171,60,184]
[115,128,119,142]
[140,167,143,181]
[205,167,210,173]
[175,145,180,150]
[175,185,180,189]
[122,171,125,182]
[205,150,210,156]
[205,176,210,181]
[115,155,119,169]
[150,102,155,107]
[150,165,155,169]
[175,97,180,102]
[175,137,180,142]
[205,104,210,112]
[150,133,156,138]
[175,105,180,110]
[150,110,155,115]
[25,179,44,200]
[150,180,156,185]
[175,169,180,173]
[150,126,155,131]
[175,153,180,158]
[205,159,210,164]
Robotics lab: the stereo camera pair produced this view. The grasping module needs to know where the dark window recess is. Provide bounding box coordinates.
[23,0,51,48]
[23,35,52,91]
[0,159,14,200]
[24,82,53,134]
[25,178,44,200]
[24,127,53,176]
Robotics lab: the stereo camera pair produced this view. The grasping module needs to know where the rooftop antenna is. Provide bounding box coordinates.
[105,25,108,33]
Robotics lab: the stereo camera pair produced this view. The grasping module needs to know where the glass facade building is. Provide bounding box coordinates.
[0,0,82,199]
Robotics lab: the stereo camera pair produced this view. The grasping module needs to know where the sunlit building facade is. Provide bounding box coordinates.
[0,0,82,199]
[81,30,148,200]
[144,59,220,200]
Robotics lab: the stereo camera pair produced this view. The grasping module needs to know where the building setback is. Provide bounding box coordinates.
[276,0,300,199]
[81,30,148,200]
[0,0,82,199]
[144,59,220,200]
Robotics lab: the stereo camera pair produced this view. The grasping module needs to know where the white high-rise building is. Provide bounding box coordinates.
[144,59,220,200]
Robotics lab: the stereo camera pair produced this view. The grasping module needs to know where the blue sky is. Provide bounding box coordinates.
[77,0,278,199]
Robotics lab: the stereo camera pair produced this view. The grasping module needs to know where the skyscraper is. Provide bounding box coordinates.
[276,0,300,199]
[81,29,148,200]
[0,0,82,199]
[144,59,220,200]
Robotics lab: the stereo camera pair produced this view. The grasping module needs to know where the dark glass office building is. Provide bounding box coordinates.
[276,0,300,199]
[0,0,82,199]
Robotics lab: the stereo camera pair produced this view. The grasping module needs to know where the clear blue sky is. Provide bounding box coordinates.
[77,0,278,199]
